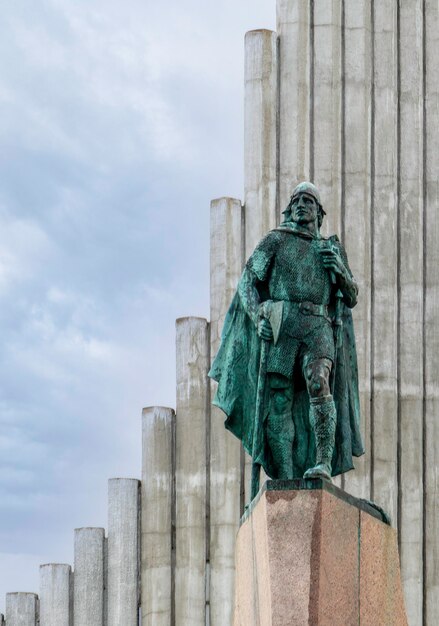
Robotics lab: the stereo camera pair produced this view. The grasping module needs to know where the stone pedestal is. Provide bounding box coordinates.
[233,480,408,626]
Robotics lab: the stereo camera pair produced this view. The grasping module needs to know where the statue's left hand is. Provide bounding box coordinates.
[257,301,274,341]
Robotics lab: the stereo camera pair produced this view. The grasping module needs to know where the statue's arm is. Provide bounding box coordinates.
[237,232,278,338]
[238,266,261,326]
[321,236,358,308]
[337,263,358,308]
[333,239,358,308]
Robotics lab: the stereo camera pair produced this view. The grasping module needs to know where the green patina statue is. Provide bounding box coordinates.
[209,181,365,501]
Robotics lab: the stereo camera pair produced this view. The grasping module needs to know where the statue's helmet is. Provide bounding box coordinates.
[291,181,321,206]
[282,181,326,223]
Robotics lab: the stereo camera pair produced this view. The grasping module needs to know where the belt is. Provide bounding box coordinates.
[298,301,329,317]
[270,299,331,321]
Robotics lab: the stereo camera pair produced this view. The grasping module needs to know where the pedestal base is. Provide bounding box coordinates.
[234,480,407,626]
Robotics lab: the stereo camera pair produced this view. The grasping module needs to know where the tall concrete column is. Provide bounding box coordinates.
[5,593,38,626]
[398,2,424,624]
[311,0,343,489]
[312,0,343,237]
[342,0,372,501]
[425,1,439,623]
[243,28,278,502]
[244,29,278,250]
[370,0,399,525]
[276,0,312,210]
[73,527,104,626]
[175,317,209,625]
[107,478,140,626]
[141,406,174,626]
[209,197,243,626]
[39,564,71,626]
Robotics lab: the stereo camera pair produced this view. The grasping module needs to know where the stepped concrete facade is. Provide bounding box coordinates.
[2,1,438,625]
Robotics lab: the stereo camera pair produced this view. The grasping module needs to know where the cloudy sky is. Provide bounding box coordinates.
[0,0,275,611]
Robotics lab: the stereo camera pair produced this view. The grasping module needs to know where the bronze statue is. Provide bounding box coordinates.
[209,182,364,501]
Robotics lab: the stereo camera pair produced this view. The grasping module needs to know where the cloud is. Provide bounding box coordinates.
[0,0,275,612]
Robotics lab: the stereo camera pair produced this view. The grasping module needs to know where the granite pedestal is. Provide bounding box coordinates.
[233,480,408,626]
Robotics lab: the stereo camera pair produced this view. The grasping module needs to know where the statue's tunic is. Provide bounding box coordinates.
[245,229,337,378]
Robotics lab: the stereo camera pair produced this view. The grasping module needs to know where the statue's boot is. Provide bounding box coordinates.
[303,395,337,481]
[266,411,295,479]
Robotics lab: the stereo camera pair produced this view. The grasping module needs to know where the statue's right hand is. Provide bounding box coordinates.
[257,318,273,341]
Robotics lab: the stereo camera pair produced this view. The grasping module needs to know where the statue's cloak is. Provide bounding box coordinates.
[209,291,364,479]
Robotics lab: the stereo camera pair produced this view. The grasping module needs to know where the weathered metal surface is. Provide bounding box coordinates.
[211,184,363,501]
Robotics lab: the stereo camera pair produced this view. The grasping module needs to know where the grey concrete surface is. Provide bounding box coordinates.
[243,27,279,514]
[276,0,311,211]
[312,0,343,240]
[5,593,38,626]
[73,527,104,626]
[342,0,372,500]
[175,317,209,626]
[107,478,140,626]
[398,3,424,624]
[209,198,243,626]
[425,2,439,622]
[141,406,174,626]
[311,0,343,491]
[39,564,71,626]
[244,29,277,254]
[370,0,399,526]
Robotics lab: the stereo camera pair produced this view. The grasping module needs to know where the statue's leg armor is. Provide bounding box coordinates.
[266,376,295,479]
[303,394,337,480]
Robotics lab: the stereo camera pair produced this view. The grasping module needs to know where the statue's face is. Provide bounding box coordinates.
[291,192,319,226]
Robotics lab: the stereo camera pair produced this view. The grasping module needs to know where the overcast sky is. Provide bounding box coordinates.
[0,0,275,611]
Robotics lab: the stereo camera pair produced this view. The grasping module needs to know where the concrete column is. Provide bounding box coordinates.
[342,0,372,500]
[5,593,38,626]
[425,1,439,622]
[39,564,71,626]
[371,0,398,525]
[175,317,209,625]
[398,3,424,624]
[73,527,104,626]
[244,29,278,250]
[311,0,343,489]
[312,0,343,238]
[276,0,312,209]
[209,198,243,626]
[141,406,174,626]
[243,27,278,515]
[107,478,139,626]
